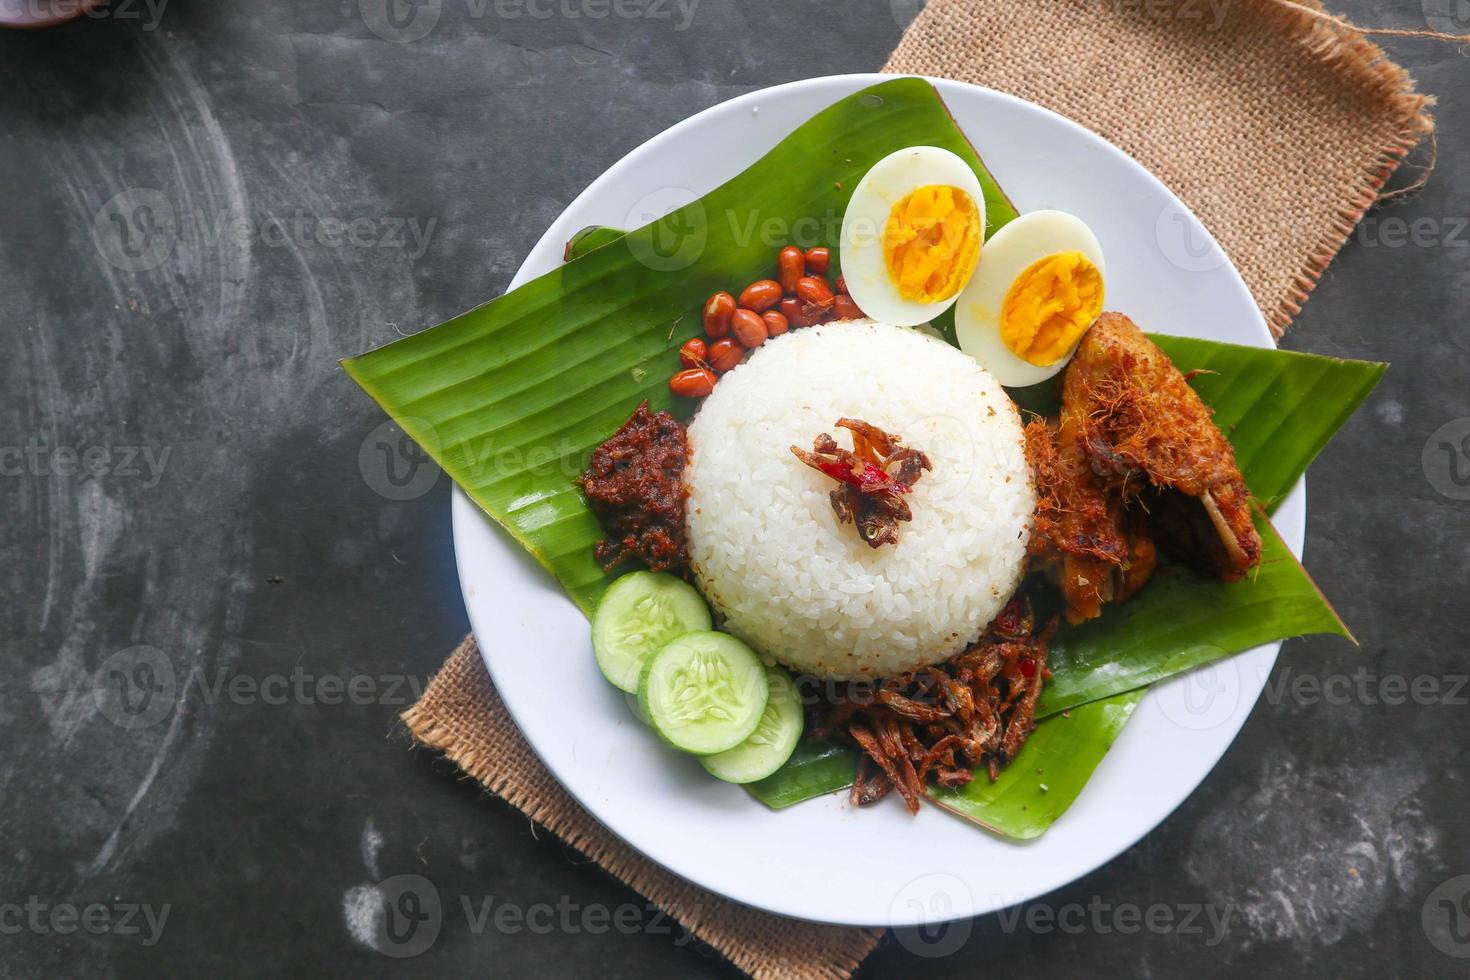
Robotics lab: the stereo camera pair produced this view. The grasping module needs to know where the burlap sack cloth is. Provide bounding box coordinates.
[402,2,1435,976]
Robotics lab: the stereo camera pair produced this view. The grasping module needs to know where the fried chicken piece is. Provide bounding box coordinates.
[1024,416,1155,624]
[1066,313,1260,580]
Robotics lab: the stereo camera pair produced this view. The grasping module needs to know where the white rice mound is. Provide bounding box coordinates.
[684,319,1034,680]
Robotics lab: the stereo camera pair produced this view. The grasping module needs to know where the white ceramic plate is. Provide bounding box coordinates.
[452,74,1302,928]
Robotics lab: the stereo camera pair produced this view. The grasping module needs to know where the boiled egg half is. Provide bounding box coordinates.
[954,210,1105,387]
[839,146,986,327]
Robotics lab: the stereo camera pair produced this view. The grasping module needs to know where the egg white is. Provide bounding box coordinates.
[954,210,1105,388]
[839,146,986,327]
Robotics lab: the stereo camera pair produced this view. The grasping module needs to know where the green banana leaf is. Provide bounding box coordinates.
[343,77,1017,614]
[746,740,859,809]
[562,224,626,262]
[929,691,1144,839]
[747,691,1144,840]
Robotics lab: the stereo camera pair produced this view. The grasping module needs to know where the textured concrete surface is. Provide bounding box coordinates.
[2,1,1466,976]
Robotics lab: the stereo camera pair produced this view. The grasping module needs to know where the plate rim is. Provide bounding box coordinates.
[450,72,1299,927]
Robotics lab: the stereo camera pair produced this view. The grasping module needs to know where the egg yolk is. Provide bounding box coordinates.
[1000,251,1104,366]
[882,185,981,304]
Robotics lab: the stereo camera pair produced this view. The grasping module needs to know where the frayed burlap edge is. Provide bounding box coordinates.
[1261,0,1435,331]
[402,636,884,980]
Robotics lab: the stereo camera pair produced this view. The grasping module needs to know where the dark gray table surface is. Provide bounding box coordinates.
[3,1,1467,976]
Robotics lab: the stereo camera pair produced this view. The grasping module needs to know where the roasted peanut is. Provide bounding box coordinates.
[795,276,835,323]
[703,291,735,338]
[777,245,805,294]
[730,308,768,348]
[707,337,743,372]
[795,275,834,305]
[762,309,789,337]
[738,279,783,313]
[803,247,831,274]
[669,368,717,398]
[832,294,864,320]
[679,337,707,369]
[779,296,812,328]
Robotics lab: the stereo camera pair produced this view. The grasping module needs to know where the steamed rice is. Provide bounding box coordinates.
[684,320,1034,680]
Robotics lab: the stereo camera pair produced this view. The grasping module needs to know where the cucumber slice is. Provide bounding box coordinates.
[700,667,804,784]
[592,572,711,693]
[638,632,769,755]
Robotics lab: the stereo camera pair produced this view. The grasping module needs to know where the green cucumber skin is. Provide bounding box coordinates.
[637,632,769,756]
[700,667,804,784]
[591,572,711,693]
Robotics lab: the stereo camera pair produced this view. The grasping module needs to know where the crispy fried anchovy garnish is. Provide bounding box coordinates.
[817,595,1054,814]
[791,418,932,548]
